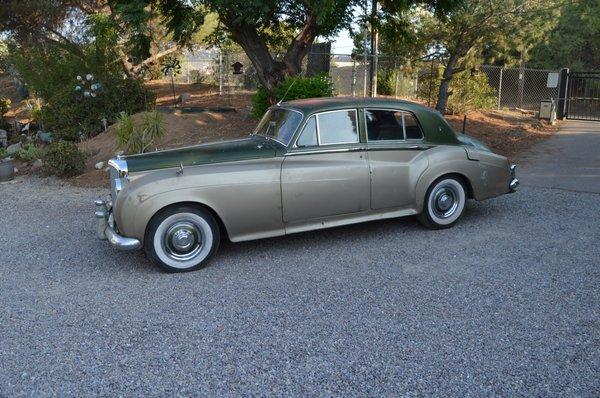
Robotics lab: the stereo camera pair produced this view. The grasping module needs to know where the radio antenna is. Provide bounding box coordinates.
[277,74,301,106]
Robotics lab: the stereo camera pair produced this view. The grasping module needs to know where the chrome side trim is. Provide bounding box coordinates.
[104,226,141,251]
[285,147,365,156]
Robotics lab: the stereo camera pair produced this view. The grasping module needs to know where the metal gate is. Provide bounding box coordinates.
[566,71,600,121]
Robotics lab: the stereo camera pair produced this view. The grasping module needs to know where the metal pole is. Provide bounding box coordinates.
[362,0,368,97]
[218,51,223,96]
[351,59,357,97]
[394,61,399,99]
[497,67,503,111]
[414,74,419,98]
[369,0,379,97]
[428,58,434,107]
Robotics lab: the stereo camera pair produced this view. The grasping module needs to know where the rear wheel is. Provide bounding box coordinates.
[417,177,467,229]
[144,205,220,272]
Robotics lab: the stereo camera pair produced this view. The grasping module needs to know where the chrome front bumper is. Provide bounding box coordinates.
[509,164,519,192]
[95,199,141,251]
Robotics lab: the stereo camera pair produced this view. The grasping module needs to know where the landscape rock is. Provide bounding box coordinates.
[179,92,191,103]
[0,130,7,147]
[31,159,43,172]
[36,130,53,143]
[6,142,21,155]
[94,161,105,170]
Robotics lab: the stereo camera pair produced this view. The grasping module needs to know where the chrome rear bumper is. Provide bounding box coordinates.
[95,199,141,251]
[509,164,519,192]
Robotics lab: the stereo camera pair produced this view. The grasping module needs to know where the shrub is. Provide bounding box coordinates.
[38,77,155,141]
[375,69,392,96]
[16,144,45,164]
[0,98,10,131]
[115,110,165,154]
[445,72,497,114]
[251,75,334,119]
[0,98,10,115]
[43,141,86,177]
[417,70,496,114]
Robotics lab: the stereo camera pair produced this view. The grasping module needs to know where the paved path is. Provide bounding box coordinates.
[520,120,600,193]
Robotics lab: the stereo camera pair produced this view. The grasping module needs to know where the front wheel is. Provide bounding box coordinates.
[417,177,467,229]
[144,205,220,272]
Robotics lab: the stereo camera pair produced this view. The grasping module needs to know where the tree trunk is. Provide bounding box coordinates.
[225,12,317,100]
[118,46,181,78]
[436,54,458,114]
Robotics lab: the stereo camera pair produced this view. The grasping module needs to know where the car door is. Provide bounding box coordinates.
[364,108,429,210]
[281,109,370,223]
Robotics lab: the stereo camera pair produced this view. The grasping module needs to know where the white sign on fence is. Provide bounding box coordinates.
[547,72,559,88]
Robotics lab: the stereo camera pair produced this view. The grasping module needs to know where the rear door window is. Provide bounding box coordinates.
[365,109,424,141]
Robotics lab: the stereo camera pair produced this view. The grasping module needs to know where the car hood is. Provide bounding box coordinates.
[123,136,279,173]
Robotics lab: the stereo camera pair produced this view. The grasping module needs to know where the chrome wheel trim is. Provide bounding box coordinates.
[427,179,466,225]
[153,213,213,269]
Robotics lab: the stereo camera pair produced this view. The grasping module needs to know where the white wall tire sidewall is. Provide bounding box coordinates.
[153,212,214,270]
[427,178,466,226]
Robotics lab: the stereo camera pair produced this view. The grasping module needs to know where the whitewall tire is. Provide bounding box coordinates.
[144,205,220,272]
[417,177,467,229]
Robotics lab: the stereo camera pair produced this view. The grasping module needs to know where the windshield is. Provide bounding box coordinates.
[253,108,303,146]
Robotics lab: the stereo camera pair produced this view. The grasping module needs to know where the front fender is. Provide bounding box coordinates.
[114,158,285,243]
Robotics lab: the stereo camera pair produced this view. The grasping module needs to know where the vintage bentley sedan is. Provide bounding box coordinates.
[95,97,518,272]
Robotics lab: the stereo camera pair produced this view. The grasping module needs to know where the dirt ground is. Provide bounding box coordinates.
[147,80,254,110]
[3,80,558,188]
[445,111,558,158]
[72,107,256,187]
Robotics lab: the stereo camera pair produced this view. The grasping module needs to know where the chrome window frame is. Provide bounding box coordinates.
[363,108,425,143]
[254,107,305,147]
[293,108,360,148]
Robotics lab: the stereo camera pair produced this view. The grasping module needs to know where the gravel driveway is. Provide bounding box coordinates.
[1,174,598,397]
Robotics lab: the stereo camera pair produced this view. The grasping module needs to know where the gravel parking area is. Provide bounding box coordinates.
[0,176,598,397]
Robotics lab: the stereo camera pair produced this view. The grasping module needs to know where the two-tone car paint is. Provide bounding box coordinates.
[107,97,513,247]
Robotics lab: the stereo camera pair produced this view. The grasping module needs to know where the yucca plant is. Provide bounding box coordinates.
[115,110,165,154]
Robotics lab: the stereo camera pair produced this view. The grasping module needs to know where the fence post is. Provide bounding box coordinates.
[497,67,503,111]
[414,74,418,97]
[394,61,399,99]
[351,59,357,97]
[218,51,223,96]
[518,64,525,108]
[428,58,434,107]
[557,68,569,120]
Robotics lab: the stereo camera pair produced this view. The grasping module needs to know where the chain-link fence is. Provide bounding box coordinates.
[479,65,560,111]
[164,50,560,112]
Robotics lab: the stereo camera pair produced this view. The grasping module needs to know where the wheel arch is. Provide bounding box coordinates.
[144,201,230,243]
[416,169,477,211]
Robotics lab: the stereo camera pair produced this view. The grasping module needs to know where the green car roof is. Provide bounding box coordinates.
[279,97,460,145]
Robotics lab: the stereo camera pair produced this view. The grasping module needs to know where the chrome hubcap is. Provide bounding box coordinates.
[432,186,459,218]
[163,221,203,261]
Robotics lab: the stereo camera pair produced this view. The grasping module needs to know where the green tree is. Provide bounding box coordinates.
[413,0,561,113]
[154,0,357,98]
[0,0,197,78]
[527,0,600,70]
